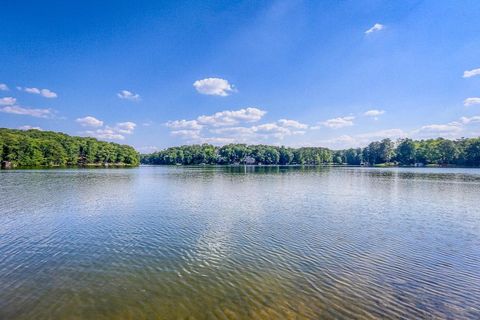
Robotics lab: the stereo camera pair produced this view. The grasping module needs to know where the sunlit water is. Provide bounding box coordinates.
[1,166,479,319]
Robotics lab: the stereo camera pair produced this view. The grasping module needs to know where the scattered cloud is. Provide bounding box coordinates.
[364,109,385,117]
[197,107,266,126]
[115,121,136,134]
[78,116,137,140]
[277,119,308,129]
[463,68,480,78]
[417,124,462,133]
[170,129,201,139]
[76,116,104,127]
[464,97,480,106]
[0,97,16,105]
[117,90,140,101]
[460,115,480,124]
[319,129,407,149]
[18,125,43,131]
[193,78,235,96]
[165,119,203,130]
[18,87,57,98]
[0,83,9,91]
[365,23,384,34]
[319,116,355,129]
[0,105,53,118]
[165,108,307,144]
[84,128,126,140]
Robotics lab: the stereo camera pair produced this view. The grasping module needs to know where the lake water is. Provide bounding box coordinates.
[0,166,479,319]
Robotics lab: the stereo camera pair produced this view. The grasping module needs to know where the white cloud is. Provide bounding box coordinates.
[18,125,43,131]
[209,122,305,141]
[364,109,385,117]
[0,105,53,118]
[356,128,407,140]
[117,90,140,101]
[170,130,201,139]
[415,124,462,136]
[464,97,480,106]
[85,128,125,140]
[463,68,480,78]
[197,137,236,145]
[320,116,355,129]
[365,23,384,34]
[78,118,136,140]
[0,97,16,105]
[115,122,136,134]
[277,119,308,129]
[165,119,203,130]
[460,115,480,124]
[19,87,57,98]
[76,116,104,127]
[0,83,9,91]
[197,107,266,126]
[319,129,406,149]
[193,78,235,96]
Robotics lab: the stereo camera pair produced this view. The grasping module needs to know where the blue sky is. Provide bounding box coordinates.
[1,0,480,151]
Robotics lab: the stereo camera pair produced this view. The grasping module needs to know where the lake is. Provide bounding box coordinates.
[0,166,479,319]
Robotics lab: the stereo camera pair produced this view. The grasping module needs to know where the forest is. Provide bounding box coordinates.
[0,128,139,168]
[2,127,480,168]
[141,137,480,167]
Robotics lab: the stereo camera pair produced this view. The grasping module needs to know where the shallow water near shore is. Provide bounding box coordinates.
[1,166,479,319]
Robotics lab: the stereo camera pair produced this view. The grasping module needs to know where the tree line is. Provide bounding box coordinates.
[0,128,139,168]
[141,137,480,167]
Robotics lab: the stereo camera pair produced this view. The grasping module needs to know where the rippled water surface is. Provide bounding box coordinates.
[1,166,480,319]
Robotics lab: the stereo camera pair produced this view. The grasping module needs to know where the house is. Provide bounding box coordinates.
[244,156,256,165]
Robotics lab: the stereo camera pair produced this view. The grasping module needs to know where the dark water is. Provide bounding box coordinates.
[1,166,479,319]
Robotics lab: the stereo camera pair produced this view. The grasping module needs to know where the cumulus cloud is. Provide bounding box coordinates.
[319,116,355,129]
[460,115,480,124]
[277,119,308,129]
[84,128,125,140]
[76,116,104,127]
[170,129,201,139]
[18,87,57,98]
[319,129,407,149]
[464,97,480,106]
[417,124,462,133]
[78,116,137,140]
[18,125,43,131]
[197,107,266,126]
[0,105,53,118]
[365,23,384,34]
[364,109,385,117]
[117,90,140,101]
[193,78,235,96]
[0,97,16,105]
[115,122,136,134]
[165,119,203,130]
[463,68,480,78]
[0,83,9,91]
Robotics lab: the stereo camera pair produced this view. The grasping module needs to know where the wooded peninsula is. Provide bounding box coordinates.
[2,128,480,168]
[0,128,139,168]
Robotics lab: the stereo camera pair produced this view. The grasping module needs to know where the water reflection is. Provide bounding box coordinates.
[0,166,479,319]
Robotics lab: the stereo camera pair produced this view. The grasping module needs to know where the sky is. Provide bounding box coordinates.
[1,0,480,152]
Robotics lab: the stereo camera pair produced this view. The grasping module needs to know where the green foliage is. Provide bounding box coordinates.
[141,137,480,167]
[0,128,139,168]
[142,144,333,166]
